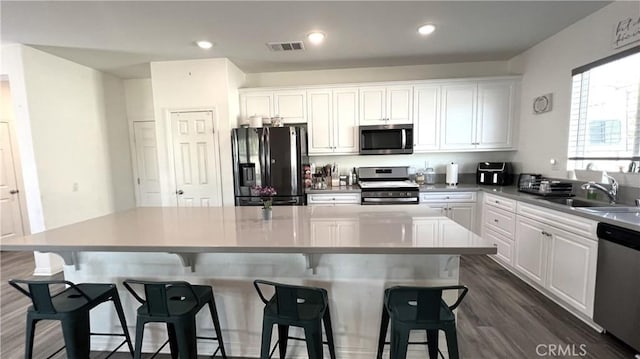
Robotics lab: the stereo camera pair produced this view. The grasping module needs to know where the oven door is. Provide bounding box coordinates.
[359,125,413,154]
[361,197,419,205]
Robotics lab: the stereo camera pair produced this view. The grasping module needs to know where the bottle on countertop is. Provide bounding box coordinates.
[351,168,357,185]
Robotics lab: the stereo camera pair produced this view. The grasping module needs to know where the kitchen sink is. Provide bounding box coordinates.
[542,198,613,208]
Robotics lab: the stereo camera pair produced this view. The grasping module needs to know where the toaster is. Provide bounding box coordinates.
[476,162,512,185]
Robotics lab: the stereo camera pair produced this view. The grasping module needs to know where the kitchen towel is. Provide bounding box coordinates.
[446,162,459,185]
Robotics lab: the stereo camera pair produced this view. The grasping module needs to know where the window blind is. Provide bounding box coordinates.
[567,50,640,172]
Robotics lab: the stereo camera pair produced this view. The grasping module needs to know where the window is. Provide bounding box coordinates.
[567,47,640,173]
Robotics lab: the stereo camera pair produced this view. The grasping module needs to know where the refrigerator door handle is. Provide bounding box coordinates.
[264,127,271,185]
[290,127,298,195]
[259,128,266,186]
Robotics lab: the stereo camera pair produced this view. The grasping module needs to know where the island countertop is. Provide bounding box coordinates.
[0,206,496,255]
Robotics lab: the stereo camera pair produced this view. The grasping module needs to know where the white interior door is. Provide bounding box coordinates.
[133,122,161,206]
[0,121,25,240]
[170,111,221,207]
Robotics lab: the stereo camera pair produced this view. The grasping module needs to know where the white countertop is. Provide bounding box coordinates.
[0,206,496,255]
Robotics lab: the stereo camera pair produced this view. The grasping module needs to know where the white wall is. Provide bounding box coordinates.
[124,78,155,121]
[16,45,136,228]
[150,58,246,206]
[508,1,640,188]
[245,60,512,87]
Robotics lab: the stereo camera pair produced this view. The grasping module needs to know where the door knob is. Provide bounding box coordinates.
[9,189,19,194]
[176,190,184,195]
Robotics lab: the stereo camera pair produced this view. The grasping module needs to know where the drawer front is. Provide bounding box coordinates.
[484,193,516,212]
[308,193,361,205]
[420,191,476,203]
[517,202,597,239]
[484,227,513,266]
[484,206,516,238]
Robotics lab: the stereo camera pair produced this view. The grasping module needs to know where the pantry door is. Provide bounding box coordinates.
[0,121,25,240]
[170,111,222,207]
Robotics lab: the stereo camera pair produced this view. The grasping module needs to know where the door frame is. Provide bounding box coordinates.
[162,107,223,207]
[1,122,30,236]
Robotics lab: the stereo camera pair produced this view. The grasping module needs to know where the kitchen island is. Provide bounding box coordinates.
[1,206,496,358]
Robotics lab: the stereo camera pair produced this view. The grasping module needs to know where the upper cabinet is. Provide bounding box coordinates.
[307,88,359,155]
[240,76,519,154]
[413,85,440,151]
[274,90,306,124]
[440,80,517,151]
[476,80,516,149]
[359,85,412,125]
[241,90,307,124]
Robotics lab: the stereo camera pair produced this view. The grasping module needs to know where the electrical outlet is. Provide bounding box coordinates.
[72,182,79,192]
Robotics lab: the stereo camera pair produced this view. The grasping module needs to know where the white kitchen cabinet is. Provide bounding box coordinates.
[413,85,440,152]
[440,83,477,150]
[440,80,517,150]
[307,193,361,205]
[476,80,516,149]
[514,216,548,287]
[240,90,306,124]
[274,90,306,124]
[310,220,359,246]
[546,225,597,316]
[420,192,476,232]
[307,88,358,155]
[484,227,514,265]
[413,219,439,246]
[514,214,598,317]
[359,85,412,125]
[241,92,274,119]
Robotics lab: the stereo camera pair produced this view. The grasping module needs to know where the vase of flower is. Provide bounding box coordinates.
[253,185,277,220]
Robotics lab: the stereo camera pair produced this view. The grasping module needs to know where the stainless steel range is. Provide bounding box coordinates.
[358,167,419,205]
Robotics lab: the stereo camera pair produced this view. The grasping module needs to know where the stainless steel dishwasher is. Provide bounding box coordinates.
[593,222,640,353]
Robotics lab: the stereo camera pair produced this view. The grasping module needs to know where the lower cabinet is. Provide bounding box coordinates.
[310,220,359,246]
[514,215,598,316]
[420,192,477,232]
[484,227,513,265]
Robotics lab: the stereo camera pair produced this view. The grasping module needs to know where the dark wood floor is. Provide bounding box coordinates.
[1,251,635,358]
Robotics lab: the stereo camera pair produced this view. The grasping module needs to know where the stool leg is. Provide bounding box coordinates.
[167,323,179,359]
[111,291,134,355]
[426,329,439,359]
[444,324,459,359]
[134,320,146,359]
[260,319,274,359]
[322,309,337,359]
[61,312,90,359]
[277,324,289,358]
[389,324,410,359]
[303,322,324,359]
[174,317,198,359]
[376,306,389,359]
[207,298,227,358]
[24,314,37,359]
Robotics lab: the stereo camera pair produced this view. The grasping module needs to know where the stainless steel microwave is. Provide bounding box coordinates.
[359,124,413,155]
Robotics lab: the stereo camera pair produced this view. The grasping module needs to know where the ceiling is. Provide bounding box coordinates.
[1,1,611,79]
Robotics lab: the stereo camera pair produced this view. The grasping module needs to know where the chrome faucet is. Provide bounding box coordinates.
[581,174,618,204]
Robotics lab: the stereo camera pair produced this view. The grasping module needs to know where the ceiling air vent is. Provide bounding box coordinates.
[267,41,305,52]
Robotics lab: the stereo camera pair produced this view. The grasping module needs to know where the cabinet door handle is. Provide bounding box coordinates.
[495,200,500,204]
[494,219,499,223]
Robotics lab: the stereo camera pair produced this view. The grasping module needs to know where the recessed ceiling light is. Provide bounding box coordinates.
[307,32,326,45]
[417,24,436,36]
[196,40,213,49]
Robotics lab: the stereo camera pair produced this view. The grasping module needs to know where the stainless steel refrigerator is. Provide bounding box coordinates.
[232,126,308,206]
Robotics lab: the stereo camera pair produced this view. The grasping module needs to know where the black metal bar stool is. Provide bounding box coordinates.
[376,285,468,359]
[254,280,337,359]
[122,279,227,359]
[8,279,134,359]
